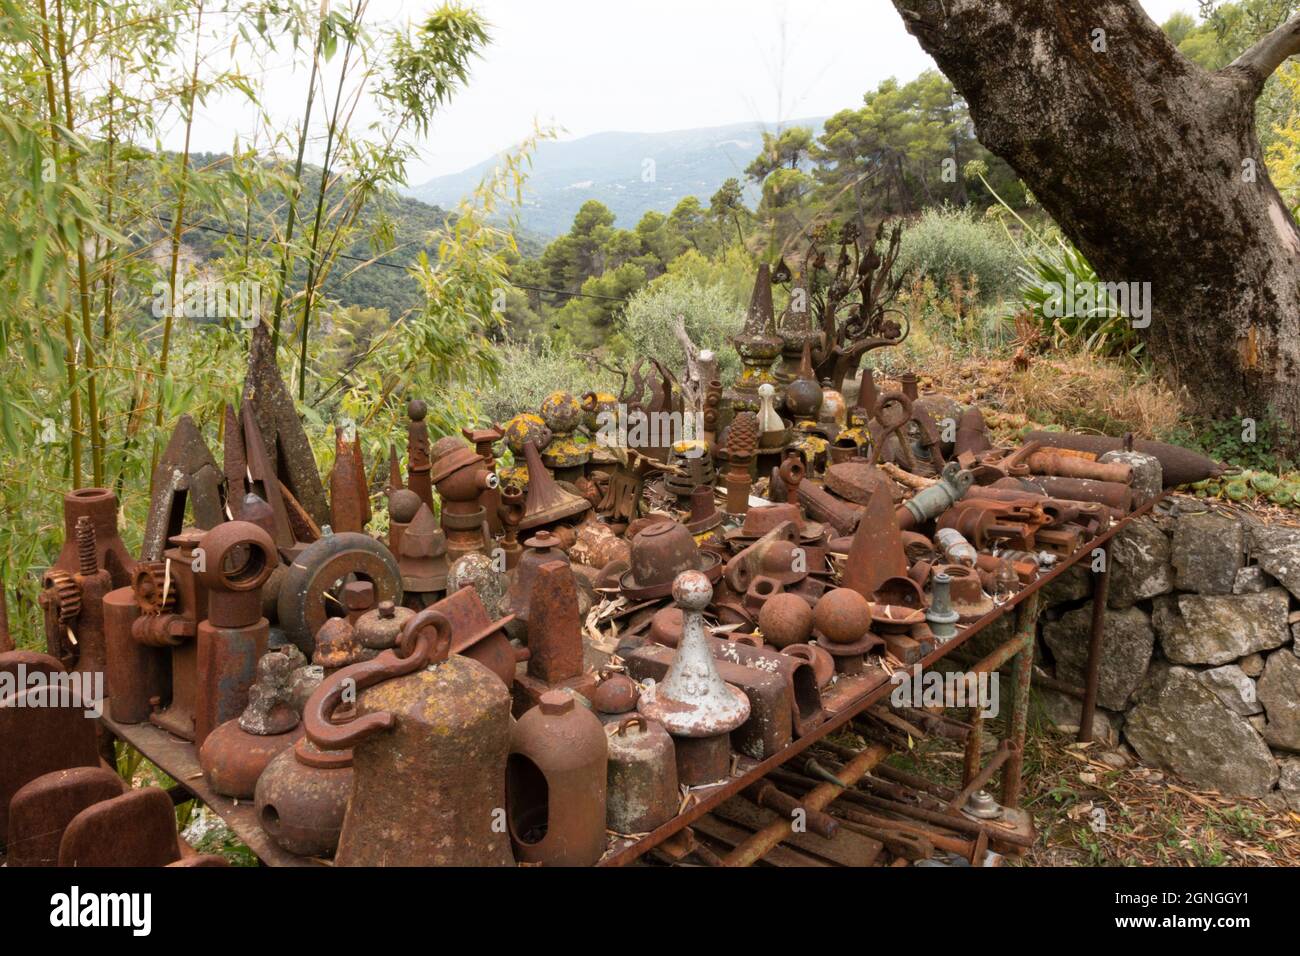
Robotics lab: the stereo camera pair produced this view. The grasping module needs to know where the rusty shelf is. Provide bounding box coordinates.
[597,492,1167,866]
[100,713,320,868]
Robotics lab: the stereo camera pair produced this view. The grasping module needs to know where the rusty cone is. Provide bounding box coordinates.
[518,439,591,531]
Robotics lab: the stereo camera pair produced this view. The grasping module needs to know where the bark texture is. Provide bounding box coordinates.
[891,1,1300,439]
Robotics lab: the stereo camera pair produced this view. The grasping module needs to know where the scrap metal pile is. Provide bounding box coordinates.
[0,265,1225,868]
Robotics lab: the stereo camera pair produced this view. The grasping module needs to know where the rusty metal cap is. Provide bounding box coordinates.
[619,522,721,599]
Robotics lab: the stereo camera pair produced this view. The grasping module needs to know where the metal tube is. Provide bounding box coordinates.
[1078,539,1112,743]
[1001,591,1039,808]
[948,740,1014,813]
[721,744,887,867]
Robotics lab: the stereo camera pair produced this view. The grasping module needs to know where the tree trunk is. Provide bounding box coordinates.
[891,1,1300,444]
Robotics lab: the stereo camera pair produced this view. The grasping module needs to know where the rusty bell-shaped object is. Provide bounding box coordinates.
[637,570,749,786]
[303,609,513,866]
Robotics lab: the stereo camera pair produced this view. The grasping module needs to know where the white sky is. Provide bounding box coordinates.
[180,0,1197,185]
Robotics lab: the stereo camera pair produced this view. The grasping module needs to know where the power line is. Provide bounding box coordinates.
[153,215,630,302]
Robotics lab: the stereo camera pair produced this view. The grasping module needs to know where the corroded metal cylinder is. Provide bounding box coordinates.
[508,690,608,866]
[605,716,677,836]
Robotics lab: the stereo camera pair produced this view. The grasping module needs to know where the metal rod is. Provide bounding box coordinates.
[947,740,1014,813]
[1078,538,1112,743]
[721,744,888,867]
[1001,591,1040,808]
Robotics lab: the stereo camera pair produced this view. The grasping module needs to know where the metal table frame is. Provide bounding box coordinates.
[97,494,1162,867]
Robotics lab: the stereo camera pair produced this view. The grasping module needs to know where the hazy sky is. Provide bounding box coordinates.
[183,0,1197,186]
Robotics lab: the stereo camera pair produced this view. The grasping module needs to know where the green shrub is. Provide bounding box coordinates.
[620,274,747,382]
[476,336,617,424]
[892,205,1020,301]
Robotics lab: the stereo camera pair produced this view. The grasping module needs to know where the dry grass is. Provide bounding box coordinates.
[881,705,1300,867]
[875,335,1183,442]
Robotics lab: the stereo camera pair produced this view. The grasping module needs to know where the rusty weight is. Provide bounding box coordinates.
[606,716,678,835]
[304,612,514,866]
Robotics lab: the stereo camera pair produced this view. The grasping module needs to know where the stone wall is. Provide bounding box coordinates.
[1030,500,1300,810]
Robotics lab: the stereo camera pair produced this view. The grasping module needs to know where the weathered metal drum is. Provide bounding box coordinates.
[605,716,677,835]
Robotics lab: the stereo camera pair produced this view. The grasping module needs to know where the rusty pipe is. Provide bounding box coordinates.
[721,744,887,866]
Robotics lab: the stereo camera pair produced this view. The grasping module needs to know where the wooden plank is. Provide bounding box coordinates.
[101,714,319,868]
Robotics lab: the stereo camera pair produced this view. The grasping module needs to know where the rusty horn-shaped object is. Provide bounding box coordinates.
[329,424,369,533]
[841,480,910,600]
[638,570,749,786]
[518,439,591,531]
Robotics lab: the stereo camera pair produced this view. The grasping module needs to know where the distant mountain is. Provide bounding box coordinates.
[406,119,827,236]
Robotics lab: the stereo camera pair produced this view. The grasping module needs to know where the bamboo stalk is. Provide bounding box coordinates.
[36,0,82,489]
[151,0,205,476]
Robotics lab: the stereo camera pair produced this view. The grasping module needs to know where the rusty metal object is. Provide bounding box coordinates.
[941,564,994,623]
[199,647,304,798]
[797,480,862,535]
[934,526,977,566]
[954,406,992,457]
[722,411,758,516]
[814,588,882,675]
[51,488,136,593]
[463,424,505,534]
[508,690,608,865]
[503,529,568,634]
[417,587,519,690]
[143,415,224,561]
[841,482,909,599]
[824,459,892,505]
[523,559,584,686]
[518,439,591,531]
[354,600,414,651]
[242,323,329,526]
[721,743,888,867]
[0,650,101,845]
[304,612,514,866]
[430,435,497,562]
[744,780,839,839]
[275,531,401,656]
[329,424,370,533]
[593,668,640,715]
[40,516,111,685]
[757,592,813,648]
[781,642,834,688]
[1027,449,1133,484]
[255,736,353,858]
[728,265,782,411]
[6,767,125,866]
[1023,430,1225,488]
[104,585,164,724]
[193,521,277,746]
[396,502,449,599]
[606,716,678,835]
[58,787,182,866]
[712,637,825,738]
[620,521,721,601]
[626,639,790,762]
[993,474,1133,513]
[638,572,750,786]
